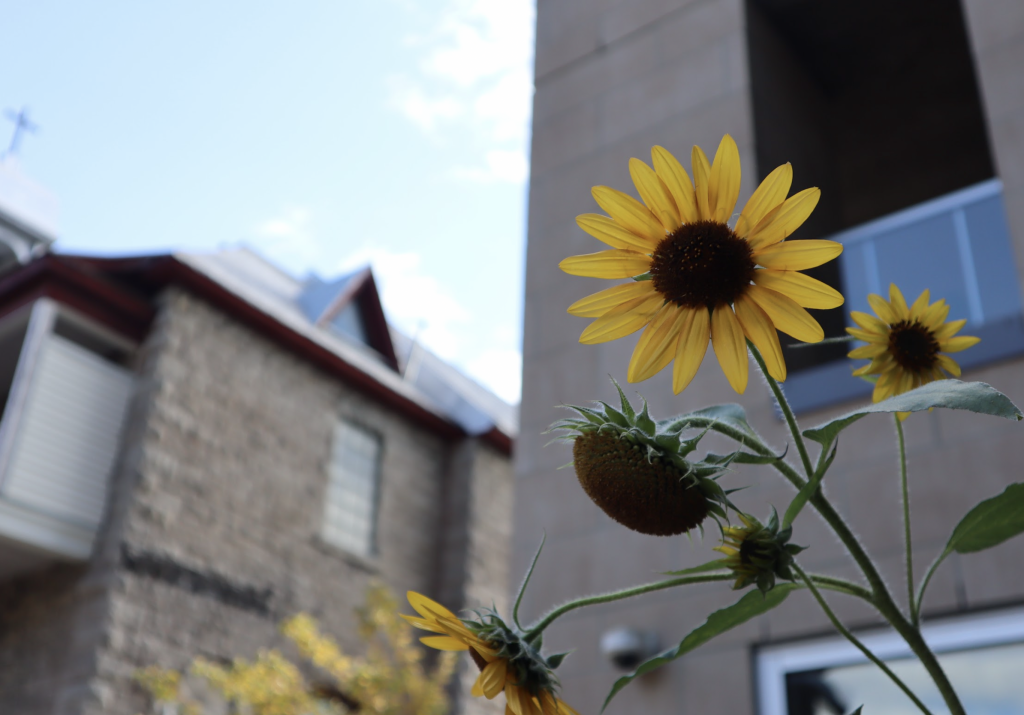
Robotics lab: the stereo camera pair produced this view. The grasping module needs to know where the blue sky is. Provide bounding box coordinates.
[2,0,534,403]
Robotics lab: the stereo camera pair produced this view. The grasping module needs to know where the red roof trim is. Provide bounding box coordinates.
[37,254,512,455]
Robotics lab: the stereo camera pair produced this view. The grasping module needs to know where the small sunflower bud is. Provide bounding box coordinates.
[549,381,733,536]
[714,510,805,594]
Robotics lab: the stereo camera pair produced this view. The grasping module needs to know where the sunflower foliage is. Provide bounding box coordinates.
[504,135,1024,715]
[136,583,456,715]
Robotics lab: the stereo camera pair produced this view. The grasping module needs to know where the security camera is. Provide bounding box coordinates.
[599,627,660,670]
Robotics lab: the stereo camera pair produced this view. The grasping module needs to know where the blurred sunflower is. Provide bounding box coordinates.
[848,284,980,410]
[403,592,579,715]
[560,134,844,394]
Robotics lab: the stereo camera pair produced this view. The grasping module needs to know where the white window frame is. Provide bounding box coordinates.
[321,419,382,558]
[756,606,1024,715]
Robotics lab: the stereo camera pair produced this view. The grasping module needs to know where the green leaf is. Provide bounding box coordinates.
[602,583,800,711]
[660,403,756,438]
[803,380,1022,447]
[847,707,863,715]
[610,378,636,421]
[546,651,571,669]
[946,483,1024,555]
[660,558,730,576]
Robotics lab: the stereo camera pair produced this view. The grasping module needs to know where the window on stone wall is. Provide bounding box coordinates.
[322,420,382,558]
[756,607,1024,715]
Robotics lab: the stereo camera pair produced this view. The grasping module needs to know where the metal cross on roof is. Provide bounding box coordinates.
[3,106,39,158]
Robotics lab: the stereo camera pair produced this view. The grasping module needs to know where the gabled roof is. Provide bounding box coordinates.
[0,249,514,455]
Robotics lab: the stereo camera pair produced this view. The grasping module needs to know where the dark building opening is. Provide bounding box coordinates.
[745,0,995,372]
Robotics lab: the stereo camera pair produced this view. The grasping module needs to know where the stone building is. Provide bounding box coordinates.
[0,231,515,712]
[518,0,1024,713]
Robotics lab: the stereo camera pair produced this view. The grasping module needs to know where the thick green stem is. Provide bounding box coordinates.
[523,574,732,640]
[896,415,917,626]
[749,343,815,478]
[748,356,967,715]
[794,565,935,715]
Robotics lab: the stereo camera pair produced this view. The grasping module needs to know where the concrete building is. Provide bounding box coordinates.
[0,233,515,711]
[518,1,1024,713]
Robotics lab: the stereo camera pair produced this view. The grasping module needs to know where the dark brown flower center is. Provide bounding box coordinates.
[649,220,755,309]
[888,320,940,373]
[572,431,709,536]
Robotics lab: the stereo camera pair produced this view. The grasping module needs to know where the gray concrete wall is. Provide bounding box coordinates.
[518,1,1024,713]
[0,287,513,715]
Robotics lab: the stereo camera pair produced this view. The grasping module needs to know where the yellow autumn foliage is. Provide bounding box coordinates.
[137,583,457,715]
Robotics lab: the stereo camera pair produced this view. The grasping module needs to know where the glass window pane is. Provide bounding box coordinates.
[785,641,1024,715]
[322,420,381,557]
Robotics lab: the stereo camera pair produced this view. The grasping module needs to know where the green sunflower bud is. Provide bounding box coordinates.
[465,608,563,696]
[714,509,806,594]
[548,381,734,536]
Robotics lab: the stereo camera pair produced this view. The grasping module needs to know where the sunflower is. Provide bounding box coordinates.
[402,592,579,715]
[559,134,844,394]
[847,284,980,410]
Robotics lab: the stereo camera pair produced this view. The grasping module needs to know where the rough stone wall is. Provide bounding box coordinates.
[0,286,515,715]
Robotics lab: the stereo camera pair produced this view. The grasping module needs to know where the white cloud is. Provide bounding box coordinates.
[388,0,534,178]
[451,149,529,184]
[465,347,522,404]
[338,246,470,362]
[250,207,321,275]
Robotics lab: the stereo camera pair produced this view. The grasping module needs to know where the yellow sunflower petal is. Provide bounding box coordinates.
[576,213,658,252]
[746,284,825,343]
[909,289,931,320]
[873,370,898,402]
[849,343,888,359]
[579,296,662,344]
[673,306,710,393]
[939,335,981,353]
[850,310,889,333]
[754,238,842,271]
[652,145,699,224]
[933,318,967,339]
[420,635,470,651]
[889,284,910,320]
[752,269,844,309]
[630,158,680,231]
[711,306,749,393]
[846,327,886,343]
[400,614,446,633]
[920,300,950,329]
[408,591,458,622]
[867,293,900,325]
[627,304,686,382]
[896,369,915,396]
[559,249,652,278]
[692,145,712,220]
[736,163,793,238]
[567,281,656,317]
[476,658,507,699]
[709,134,741,223]
[746,188,821,251]
[592,186,666,244]
[538,692,560,715]
[936,354,962,377]
[735,294,785,381]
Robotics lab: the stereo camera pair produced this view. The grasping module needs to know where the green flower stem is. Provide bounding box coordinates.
[914,554,945,621]
[749,357,967,715]
[523,574,732,641]
[807,573,874,603]
[896,415,917,626]
[794,564,935,715]
[749,343,815,479]
[521,570,869,643]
